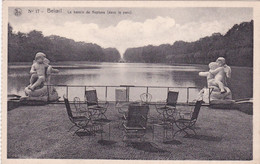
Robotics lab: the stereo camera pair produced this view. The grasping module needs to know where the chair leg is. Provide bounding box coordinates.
[83,128,91,134]
[141,134,145,142]
[173,129,181,138]
[173,122,189,137]
[188,126,197,136]
[90,127,95,135]
[73,128,84,139]
[108,123,111,140]
[68,125,76,132]
[163,125,167,142]
[171,124,175,139]
[164,124,175,140]
[101,112,107,119]
[122,129,128,142]
[165,127,169,140]
[152,125,155,140]
[182,128,190,136]
[123,135,126,142]
[100,126,103,140]
[173,127,189,137]
[73,128,80,136]
[91,110,99,120]
[157,111,163,121]
[182,122,197,136]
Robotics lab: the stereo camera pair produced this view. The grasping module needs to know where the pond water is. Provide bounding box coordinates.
[8,62,253,102]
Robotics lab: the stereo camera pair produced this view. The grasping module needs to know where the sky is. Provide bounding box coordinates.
[9,7,253,55]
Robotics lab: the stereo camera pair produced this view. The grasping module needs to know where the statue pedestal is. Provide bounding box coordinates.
[209,86,232,100]
[21,85,60,105]
[210,99,236,109]
[199,87,233,108]
[20,96,48,106]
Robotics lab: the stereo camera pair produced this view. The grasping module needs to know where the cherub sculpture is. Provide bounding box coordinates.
[198,57,232,101]
[24,52,59,102]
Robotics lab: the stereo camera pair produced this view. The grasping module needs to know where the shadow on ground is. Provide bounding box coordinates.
[98,140,117,146]
[75,131,93,137]
[183,134,222,142]
[163,139,182,145]
[129,141,169,153]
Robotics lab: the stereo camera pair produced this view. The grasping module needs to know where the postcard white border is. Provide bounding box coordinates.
[2,1,260,164]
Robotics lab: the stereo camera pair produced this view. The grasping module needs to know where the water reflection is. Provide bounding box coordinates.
[8,76,29,95]
[51,74,100,85]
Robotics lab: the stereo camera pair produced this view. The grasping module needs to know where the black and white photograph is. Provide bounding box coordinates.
[2,1,257,162]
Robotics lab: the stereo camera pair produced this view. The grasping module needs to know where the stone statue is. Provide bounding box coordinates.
[22,52,60,103]
[198,57,232,102]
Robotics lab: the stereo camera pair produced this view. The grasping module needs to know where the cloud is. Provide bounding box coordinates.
[12,16,227,55]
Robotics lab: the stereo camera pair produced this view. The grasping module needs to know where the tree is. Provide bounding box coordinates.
[123,20,253,67]
[8,23,121,63]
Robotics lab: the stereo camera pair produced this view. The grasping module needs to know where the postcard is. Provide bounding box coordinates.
[1,1,260,164]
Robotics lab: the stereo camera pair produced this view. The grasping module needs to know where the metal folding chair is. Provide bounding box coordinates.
[155,91,179,122]
[140,93,152,104]
[85,89,109,120]
[63,95,93,137]
[173,100,203,137]
[123,104,150,142]
[115,88,130,119]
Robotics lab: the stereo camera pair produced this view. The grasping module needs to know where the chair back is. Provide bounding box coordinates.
[140,93,152,104]
[74,97,81,111]
[127,104,149,128]
[63,95,73,119]
[85,90,98,106]
[115,88,128,103]
[166,91,179,106]
[191,100,203,121]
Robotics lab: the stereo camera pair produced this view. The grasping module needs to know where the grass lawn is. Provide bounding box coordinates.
[7,103,252,160]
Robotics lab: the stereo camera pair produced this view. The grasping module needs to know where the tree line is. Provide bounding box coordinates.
[123,20,253,67]
[8,23,121,63]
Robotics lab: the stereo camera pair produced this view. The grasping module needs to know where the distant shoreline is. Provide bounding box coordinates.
[8,61,253,69]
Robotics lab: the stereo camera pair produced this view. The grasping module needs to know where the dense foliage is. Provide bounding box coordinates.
[8,24,121,62]
[124,20,253,67]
